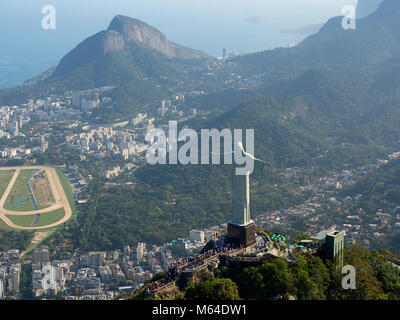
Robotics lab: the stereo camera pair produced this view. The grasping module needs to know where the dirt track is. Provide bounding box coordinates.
[0,166,72,230]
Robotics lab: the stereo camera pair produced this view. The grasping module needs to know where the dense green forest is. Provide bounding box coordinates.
[66,164,302,250]
[0,229,33,252]
[178,244,400,300]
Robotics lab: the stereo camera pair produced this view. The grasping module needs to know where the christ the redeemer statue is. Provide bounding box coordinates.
[227,142,264,247]
[231,169,251,226]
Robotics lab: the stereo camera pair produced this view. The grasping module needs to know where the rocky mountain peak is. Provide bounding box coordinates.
[53,15,209,77]
[107,15,173,57]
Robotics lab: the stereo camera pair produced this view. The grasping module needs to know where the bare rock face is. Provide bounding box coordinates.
[54,15,208,76]
[101,30,125,55]
[107,15,208,59]
[108,15,174,57]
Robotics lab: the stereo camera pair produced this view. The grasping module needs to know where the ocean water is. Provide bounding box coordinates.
[0,56,53,88]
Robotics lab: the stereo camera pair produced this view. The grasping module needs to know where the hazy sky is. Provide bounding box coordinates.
[0,0,358,87]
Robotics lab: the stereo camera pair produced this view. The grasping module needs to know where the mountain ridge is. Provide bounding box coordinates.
[53,15,210,77]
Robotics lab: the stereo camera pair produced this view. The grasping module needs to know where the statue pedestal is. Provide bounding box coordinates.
[227,222,256,247]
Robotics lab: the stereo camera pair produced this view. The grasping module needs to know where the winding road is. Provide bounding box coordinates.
[0,166,72,230]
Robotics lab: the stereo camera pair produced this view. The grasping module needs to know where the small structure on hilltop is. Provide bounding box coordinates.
[308,228,345,265]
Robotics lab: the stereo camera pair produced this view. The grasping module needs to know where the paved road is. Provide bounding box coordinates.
[0,166,72,230]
